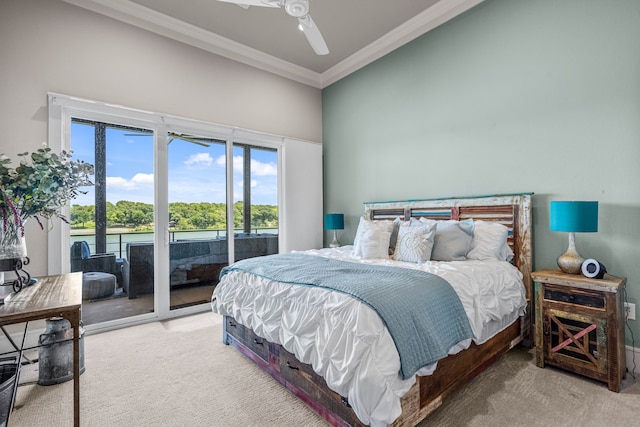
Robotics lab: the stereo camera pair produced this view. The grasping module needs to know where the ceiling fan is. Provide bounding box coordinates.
[217,0,329,55]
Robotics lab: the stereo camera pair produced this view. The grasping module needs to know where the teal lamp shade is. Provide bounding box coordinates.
[325,213,344,248]
[324,214,344,231]
[550,201,598,232]
[549,201,598,274]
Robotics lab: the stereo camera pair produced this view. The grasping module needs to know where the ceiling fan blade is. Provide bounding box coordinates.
[216,0,280,8]
[297,15,329,55]
[125,132,211,147]
[181,138,210,147]
[169,132,218,147]
[168,137,210,147]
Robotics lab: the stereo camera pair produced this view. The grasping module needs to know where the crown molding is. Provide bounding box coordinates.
[62,0,323,88]
[321,0,485,87]
[63,0,484,89]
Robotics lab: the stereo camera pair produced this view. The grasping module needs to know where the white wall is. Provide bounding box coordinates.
[281,138,323,253]
[0,0,322,277]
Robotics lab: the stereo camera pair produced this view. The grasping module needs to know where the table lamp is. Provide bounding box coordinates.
[324,213,344,248]
[549,201,598,274]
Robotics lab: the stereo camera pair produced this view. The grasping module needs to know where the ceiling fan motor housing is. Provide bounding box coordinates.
[284,0,309,17]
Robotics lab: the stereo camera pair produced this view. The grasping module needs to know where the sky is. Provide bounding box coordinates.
[70,122,278,207]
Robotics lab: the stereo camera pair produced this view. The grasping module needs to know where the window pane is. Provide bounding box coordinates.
[233,144,279,262]
[168,134,227,311]
[70,120,155,324]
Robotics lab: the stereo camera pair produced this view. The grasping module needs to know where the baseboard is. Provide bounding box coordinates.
[626,345,640,376]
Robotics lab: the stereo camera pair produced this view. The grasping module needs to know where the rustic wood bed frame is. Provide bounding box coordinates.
[222,193,533,427]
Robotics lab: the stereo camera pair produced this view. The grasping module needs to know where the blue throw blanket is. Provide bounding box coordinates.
[220,253,473,379]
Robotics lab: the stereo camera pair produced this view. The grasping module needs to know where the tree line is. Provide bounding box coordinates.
[70,200,278,231]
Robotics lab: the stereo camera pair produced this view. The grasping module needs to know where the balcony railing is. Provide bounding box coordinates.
[70,227,278,260]
[71,228,279,301]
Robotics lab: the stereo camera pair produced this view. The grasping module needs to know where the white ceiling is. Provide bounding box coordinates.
[63,0,484,88]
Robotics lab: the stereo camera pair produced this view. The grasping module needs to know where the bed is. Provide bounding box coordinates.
[211,193,533,427]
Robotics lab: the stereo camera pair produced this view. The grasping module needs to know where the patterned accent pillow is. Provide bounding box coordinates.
[389,217,423,255]
[392,221,437,263]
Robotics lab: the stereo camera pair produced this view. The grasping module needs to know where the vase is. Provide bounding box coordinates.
[38,317,86,385]
[0,219,27,260]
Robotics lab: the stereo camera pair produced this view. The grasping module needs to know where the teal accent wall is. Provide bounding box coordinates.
[322,0,640,346]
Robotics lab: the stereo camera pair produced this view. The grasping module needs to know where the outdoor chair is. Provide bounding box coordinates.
[70,241,127,288]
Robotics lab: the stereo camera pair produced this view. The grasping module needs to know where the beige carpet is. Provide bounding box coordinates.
[8,313,640,426]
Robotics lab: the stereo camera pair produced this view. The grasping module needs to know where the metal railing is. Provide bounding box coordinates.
[70,227,278,259]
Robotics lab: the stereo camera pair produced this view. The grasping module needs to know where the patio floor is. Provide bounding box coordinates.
[81,283,215,325]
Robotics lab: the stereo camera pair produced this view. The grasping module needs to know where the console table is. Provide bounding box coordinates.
[0,272,82,426]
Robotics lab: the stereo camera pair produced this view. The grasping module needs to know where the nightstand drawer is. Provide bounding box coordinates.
[278,348,360,425]
[225,317,270,362]
[544,288,605,309]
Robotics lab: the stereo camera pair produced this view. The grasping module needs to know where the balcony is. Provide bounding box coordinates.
[72,229,278,325]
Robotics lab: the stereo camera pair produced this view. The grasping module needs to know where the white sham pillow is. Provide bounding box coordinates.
[430,219,475,261]
[392,221,437,263]
[467,220,513,261]
[352,217,395,259]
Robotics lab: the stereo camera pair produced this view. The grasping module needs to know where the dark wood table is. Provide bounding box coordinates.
[0,272,82,426]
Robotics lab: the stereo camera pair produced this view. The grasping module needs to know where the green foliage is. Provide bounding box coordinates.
[70,201,278,231]
[252,204,279,228]
[70,204,94,227]
[0,145,93,231]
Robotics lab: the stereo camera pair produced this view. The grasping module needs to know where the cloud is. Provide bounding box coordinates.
[251,159,276,176]
[132,173,154,185]
[215,155,276,176]
[185,152,214,167]
[106,176,133,189]
[106,173,154,190]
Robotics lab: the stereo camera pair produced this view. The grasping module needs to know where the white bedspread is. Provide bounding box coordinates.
[211,246,527,427]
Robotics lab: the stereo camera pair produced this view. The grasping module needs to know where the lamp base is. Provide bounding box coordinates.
[557,232,585,274]
[329,230,341,248]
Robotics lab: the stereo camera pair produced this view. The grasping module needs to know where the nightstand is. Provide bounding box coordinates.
[532,269,626,392]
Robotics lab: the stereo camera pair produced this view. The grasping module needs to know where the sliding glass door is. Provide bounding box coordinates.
[232,143,279,263]
[164,137,280,311]
[167,133,228,311]
[50,94,284,329]
[70,119,157,325]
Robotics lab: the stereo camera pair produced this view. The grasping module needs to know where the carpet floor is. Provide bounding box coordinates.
[8,312,640,426]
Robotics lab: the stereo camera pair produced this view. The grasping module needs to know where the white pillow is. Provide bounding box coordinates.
[392,221,437,263]
[467,220,513,261]
[352,217,395,259]
[431,219,475,261]
[352,216,366,250]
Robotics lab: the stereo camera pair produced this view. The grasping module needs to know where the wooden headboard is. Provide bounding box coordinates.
[364,193,534,342]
